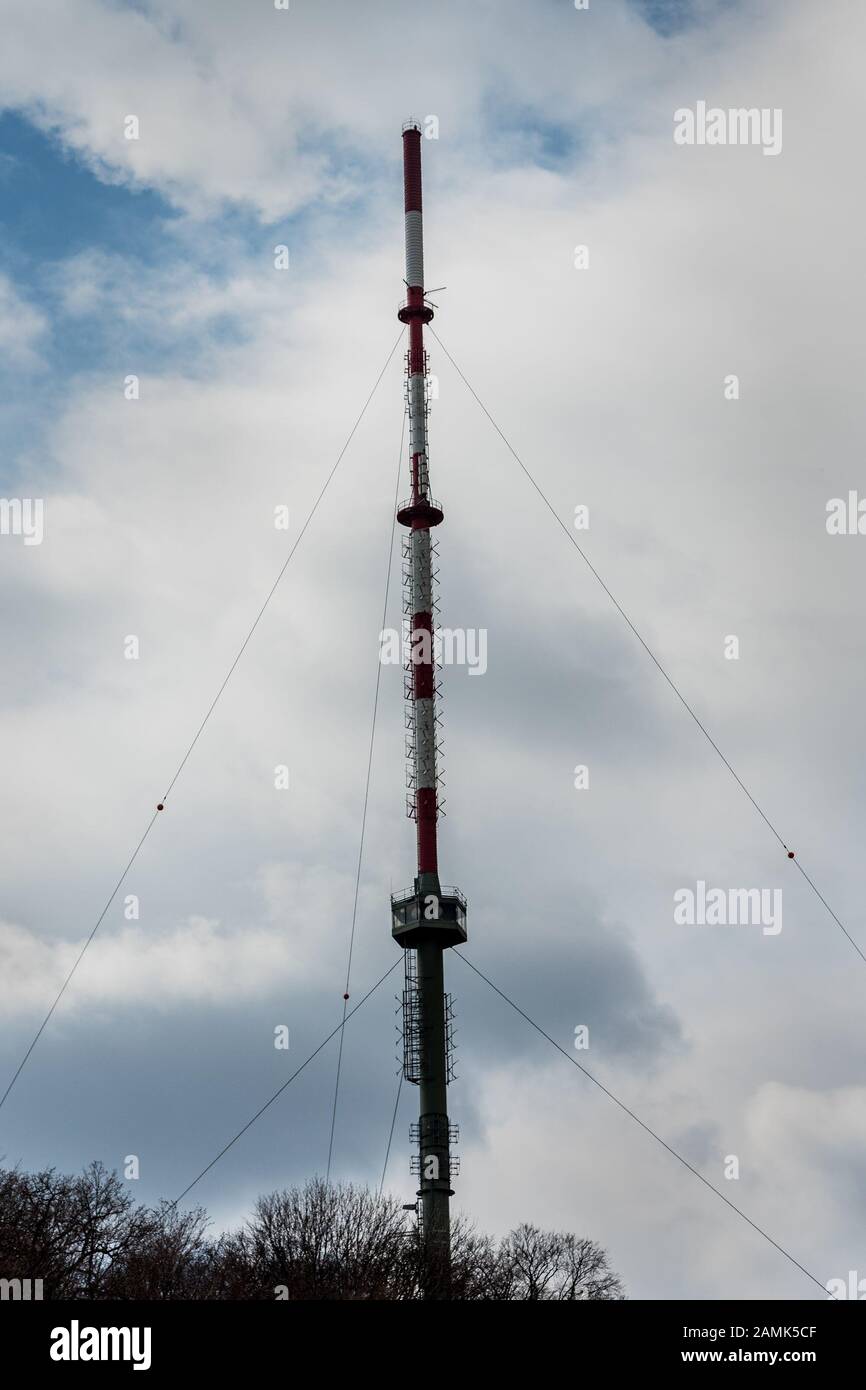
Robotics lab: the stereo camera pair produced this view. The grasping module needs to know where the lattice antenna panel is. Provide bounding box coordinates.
[445,993,457,1083]
[400,535,445,822]
[400,949,422,1084]
[410,1119,460,1181]
[410,1120,459,1145]
[403,351,432,494]
[408,1112,458,1178]
[411,1154,460,1179]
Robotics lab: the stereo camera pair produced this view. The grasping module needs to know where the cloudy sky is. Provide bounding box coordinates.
[1,0,864,1300]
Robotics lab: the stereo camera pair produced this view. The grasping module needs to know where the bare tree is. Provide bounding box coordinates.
[0,1164,625,1301]
[0,1162,150,1298]
[238,1178,416,1300]
[493,1223,625,1300]
[100,1203,217,1300]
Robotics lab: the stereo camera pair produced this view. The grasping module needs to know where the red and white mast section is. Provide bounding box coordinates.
[397,121,443,886]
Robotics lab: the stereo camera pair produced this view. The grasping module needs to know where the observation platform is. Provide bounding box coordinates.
[391,882,468,948]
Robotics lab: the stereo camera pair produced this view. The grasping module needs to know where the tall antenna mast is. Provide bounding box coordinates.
[391,121,467,1300]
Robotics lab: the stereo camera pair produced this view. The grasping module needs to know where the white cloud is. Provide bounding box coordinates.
[0,914,295,1013]
[0,271,47,367]
[0,856,362,1015]
[0,0,696,218]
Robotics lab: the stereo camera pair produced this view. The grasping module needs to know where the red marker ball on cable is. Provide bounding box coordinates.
[157,803,164,811]
[787,850,795,859]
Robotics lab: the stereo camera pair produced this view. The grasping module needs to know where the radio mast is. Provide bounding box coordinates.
[390,121,467,1300]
